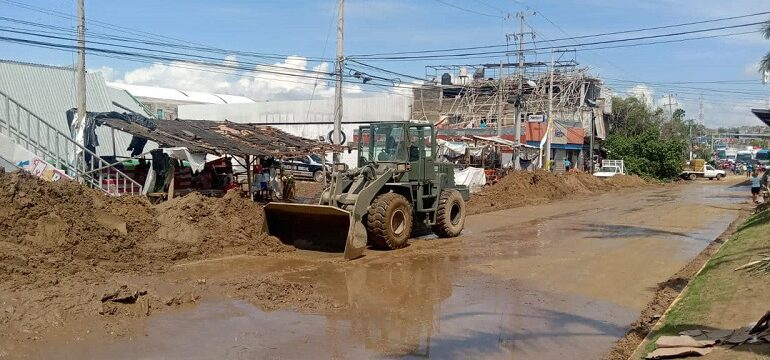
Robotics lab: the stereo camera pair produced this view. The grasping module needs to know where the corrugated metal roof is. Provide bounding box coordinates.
[107,82,255,104]
[107,87,152,116]
[0,59,136,157]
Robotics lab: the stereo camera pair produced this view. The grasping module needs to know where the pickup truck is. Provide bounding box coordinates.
[594,160,626,178]
[680,161,725,181]
[594,165,624,178]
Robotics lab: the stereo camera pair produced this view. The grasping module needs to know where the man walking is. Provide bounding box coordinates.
[750,171,762,204]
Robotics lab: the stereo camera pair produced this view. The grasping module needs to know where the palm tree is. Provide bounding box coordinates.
[762,21,770,73]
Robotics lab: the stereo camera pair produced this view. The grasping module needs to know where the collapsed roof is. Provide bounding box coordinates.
[95,112,334,158]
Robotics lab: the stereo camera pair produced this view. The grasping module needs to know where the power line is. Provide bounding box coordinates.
[351,23,763,61]
[348,10,770,58]
[470,0,508,14]
[0,26,336,78]
[0,34,420,98]
[0,1,334,62]
[433,0,504,18]
[346,59,425,81]
[576,30,755,53]
[0,34,340,82]
[0,16,332,63]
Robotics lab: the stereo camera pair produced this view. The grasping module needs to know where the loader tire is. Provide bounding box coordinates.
[366,193,413,250]
[432,189,466,238]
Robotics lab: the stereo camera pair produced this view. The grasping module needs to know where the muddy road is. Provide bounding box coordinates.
[14,179,749,360]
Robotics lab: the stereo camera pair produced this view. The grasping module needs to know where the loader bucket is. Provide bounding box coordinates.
[263,203,367,260]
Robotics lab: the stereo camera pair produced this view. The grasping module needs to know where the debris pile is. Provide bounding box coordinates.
[467,170,647,214]
[646,324,770,359]
[0,171,292,334]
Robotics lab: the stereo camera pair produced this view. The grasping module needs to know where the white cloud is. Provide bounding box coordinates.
[744,62,761,76]
[627,84,655,106]
[619,82,766,127]
[97,56,365,101]
[90,66,118,82]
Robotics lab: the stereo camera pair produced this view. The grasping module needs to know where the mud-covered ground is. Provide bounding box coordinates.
[0,171,748,359]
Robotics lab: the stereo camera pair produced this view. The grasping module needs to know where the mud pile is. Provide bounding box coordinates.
[153,191,293,260]
[0,171,292,289]
[467,170,647,214]
[0,171,157,288]
[0,171,296,336]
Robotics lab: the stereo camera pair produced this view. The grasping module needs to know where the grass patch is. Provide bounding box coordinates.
[641,209,770,357]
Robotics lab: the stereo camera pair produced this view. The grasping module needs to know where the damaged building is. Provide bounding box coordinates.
[412,61,611,171]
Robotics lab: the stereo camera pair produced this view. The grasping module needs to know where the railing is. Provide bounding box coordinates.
[0,90,143,195]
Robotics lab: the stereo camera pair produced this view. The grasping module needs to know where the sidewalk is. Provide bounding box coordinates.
[635,208,770,359]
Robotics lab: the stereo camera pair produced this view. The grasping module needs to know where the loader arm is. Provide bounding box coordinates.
[342,168,394,259]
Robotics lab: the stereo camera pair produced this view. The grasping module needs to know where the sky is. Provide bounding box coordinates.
[1,0,770,127]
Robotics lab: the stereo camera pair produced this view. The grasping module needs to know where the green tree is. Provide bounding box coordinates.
[606,97,689,180]
[607,96,665,137]
[762,20,770,73]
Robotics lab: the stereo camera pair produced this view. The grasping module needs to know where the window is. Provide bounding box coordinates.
[372,124,406,162]
[309,154,323,164]
[358,127,371,166]
[422,126,433,159]
[408,126,433,161]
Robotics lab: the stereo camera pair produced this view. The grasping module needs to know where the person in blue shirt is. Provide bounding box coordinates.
[747,163,754,178]
[750,171,762,204]
[564,158,572,172]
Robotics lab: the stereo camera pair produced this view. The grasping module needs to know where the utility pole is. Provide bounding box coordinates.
[332,0,344,164]
[497,61,504,137]
[663,93,676,121]
[75,0,87,173]
[689,122,693,161]
[698,93,704,137]
[76,0,86,129]
[544,48,555,170]
[509,11,534,170]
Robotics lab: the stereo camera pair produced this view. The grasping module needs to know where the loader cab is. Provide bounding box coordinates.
[357,122,436,181]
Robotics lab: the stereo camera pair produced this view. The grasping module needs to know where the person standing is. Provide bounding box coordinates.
[564,158,572,173]
[750,171,762,204]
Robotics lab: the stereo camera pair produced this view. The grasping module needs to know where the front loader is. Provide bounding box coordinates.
[264,121,469,260]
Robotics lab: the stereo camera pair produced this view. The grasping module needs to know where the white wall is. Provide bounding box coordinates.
[179,95,412,140]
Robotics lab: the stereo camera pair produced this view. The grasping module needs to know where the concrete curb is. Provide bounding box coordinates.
[627,207,753,360]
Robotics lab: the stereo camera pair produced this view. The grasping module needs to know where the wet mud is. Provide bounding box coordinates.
[0,176,749,360]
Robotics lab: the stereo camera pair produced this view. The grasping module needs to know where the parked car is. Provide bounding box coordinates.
[282,154,331,182]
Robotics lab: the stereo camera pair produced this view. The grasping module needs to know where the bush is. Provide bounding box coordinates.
[605,129,686,181]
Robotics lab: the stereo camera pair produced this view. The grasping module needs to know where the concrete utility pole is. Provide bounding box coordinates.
[698,93,705,138]
[332,0,344,164]
[497,61,504,137]
[511,11,533,170]
[76,0,86,124]
[544,48,555,169]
